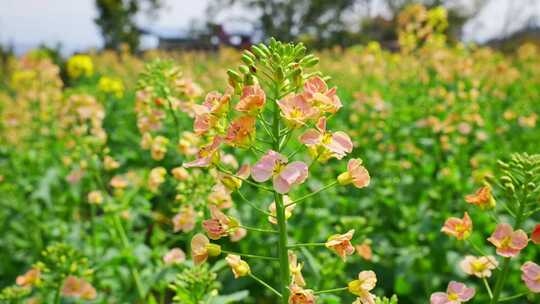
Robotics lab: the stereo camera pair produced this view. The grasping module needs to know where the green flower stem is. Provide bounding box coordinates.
[239,225,278,234]
[54,281,62,304]
[313,287,348,295]
[499,292,530,302]
[287,144,306,159]
[483,278,493,299]
[221,250,279,261]
[236,190,274,217]
[287,242,326,249]
[272,79,290,304]
[249,273,282,298]
[285,181,338,208]
[275,190,290,303]
[111,214,145,300]
[490,192,527,304]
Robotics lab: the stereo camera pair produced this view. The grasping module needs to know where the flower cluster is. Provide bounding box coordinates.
[179,40,379,304]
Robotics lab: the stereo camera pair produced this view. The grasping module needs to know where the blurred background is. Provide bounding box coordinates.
[1,0,540,56]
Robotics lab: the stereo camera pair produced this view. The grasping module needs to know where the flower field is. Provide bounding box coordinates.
[1,5,540,304]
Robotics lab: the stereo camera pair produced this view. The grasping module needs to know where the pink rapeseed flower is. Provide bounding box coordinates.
[325,229,355,260]
[225,115,256,148]
[430,281,475,304]
[278,94,318,127]
[300,117,353,161]
[303,76,342,114]
[441,212,473,240]
[183,136,222,168]
[521,261,540,293]
[235,85,266,113]
[251,150,308,194]
[487,223,528,257]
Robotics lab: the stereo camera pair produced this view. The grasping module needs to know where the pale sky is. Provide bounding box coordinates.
[0,0,539,55]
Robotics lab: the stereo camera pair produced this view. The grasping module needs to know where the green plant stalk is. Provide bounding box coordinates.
[489,194,527,304]
[272,80,290,303]
[111,214,145,301]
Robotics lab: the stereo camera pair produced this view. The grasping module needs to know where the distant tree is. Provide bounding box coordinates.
[94,0,161,51]
[208,0,358,47]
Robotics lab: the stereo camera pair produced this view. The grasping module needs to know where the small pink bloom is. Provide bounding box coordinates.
[193,91,230,135]
[441,212,473,240]
[487,223,528,257]
[459,255,498,278]
[225,115,256,147]
[163,248,186,265]
[208,183,233,209]
[300,117,353,161]
[430,281,475,304]
[251,150,308,193]
[230,227,247,242]
[338,159,370,188]
[288,285,316,304]
[62,276,97,300]
[172,205,196,233]
[348,271,377,304]
[16,268,40,287]
[303,76,342,114]
[225,254,251,278]
[278,94,318,127]
[202,205,232,240]
[183,136,222,168]
[325,229,355,260]
[235,85,266,113]
[531,224,540,245]
[191,233,210,265]
[521,261,540,293]
[465,186,495,209]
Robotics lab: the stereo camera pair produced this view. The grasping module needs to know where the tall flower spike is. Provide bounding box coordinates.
[441,212,472,240]
[300,117,353,162]
[325,229,355,260]
[487,223,528,257]
[251,150,308,193]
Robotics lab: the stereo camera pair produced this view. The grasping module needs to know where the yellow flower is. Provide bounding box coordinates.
[66,54,93,79]
[98,76,125,98]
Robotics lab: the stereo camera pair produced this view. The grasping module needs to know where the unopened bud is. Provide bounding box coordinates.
[337,172,352,186]
[206,243,222,257]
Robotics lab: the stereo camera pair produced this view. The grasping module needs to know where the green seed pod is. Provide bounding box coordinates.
[251,45,266,58]
[243,50,256,60]
[275,66,285,81]
[238,65,250,74]
[497,160,509,169]
[227,69,242,83]
[504,182,515,193]
[241,54,254,66]
[244,74,256,85]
